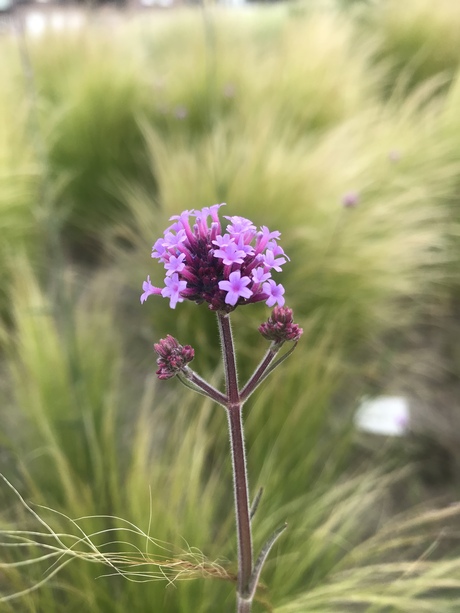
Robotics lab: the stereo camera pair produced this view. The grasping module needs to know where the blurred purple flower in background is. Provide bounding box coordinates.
[174,105,188,120]
[223,83,236,98]
[342,191,360,208]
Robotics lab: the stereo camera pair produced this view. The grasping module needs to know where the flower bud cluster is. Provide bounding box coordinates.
[141,204,289,312]
[259,307,303,343]
[154,335,195,380]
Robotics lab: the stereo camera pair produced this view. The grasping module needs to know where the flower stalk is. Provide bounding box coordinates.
[227,404,253,606]
[218,312,253,606]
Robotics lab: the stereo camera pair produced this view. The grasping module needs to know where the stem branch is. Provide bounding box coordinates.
[240,342,281,402]
[180,367,227,407]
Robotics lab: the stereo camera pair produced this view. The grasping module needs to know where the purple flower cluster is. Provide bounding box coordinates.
[154,335,195,380]
[259,306,303,343]
[141,204,289,312]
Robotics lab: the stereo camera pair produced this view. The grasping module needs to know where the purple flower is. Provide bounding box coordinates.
[141,204,289,312]
[261,249,286,272]
[212,233,232,249]
[263,280,285,307]
[252,267,271,285]
[165,253,186,276]
[161,273,187,309]
[225,216,257,239]
[213,241,247,266]
[151,238,167,260]
[140,276,162,304]
[342,191,359,208]
[254,226,280,256]
[162,229,186,250]
[219,271,252,306]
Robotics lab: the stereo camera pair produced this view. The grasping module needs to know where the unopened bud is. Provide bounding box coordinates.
[154,335,195,380]
[259,306,303,343]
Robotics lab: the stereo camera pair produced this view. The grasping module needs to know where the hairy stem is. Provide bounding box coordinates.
[217,312,253,610]
[236,595,252,613]
[227,405,253,604]
[240,342,281,402]
[217,312,240,405]
[180,367,227,407]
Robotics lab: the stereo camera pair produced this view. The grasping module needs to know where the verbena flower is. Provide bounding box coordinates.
[154,335,195,380]
[143,206,302,612]
[141,204,289,312]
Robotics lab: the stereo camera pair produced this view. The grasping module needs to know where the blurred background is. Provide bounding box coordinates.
[1,0,460,610]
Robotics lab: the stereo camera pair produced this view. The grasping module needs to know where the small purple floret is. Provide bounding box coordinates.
[161,273,187,309]
[140,276,162,304]
[213,242,246,266]
[252,267,270,285]
[165,253,186,276]
[263,280,285,307]
[219,271,252,306]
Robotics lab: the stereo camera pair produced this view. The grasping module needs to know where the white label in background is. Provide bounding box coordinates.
[355,396,410,436]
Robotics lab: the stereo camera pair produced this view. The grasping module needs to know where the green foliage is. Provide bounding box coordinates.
[30,30,157,252]
[369,0,460,93]
[0,44,44,320]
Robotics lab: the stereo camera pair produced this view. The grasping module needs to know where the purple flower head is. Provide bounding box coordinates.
[154,335,195,380]
[141,204,290,312]
[259,307,303,343]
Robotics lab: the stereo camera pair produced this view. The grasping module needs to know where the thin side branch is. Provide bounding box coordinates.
[179,368,227,407]
[240,343,282,402]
